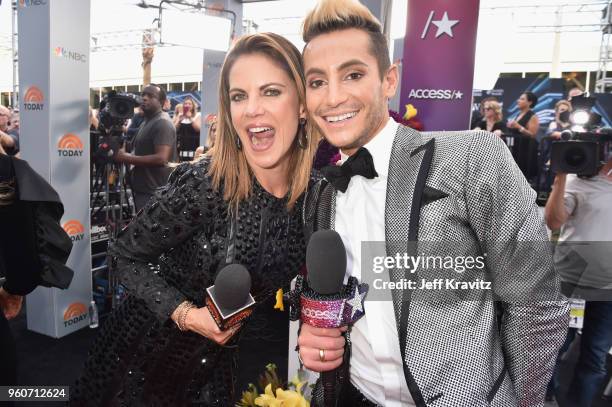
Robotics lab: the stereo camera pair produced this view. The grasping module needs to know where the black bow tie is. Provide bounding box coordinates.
[321,147,378,193]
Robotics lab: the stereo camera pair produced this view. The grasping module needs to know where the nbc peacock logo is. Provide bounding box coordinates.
[53,46,87,63]
[23,86,45,111]
[57,133,84,157]
[19,0,47,7]
[63,302,88,327]
[62,219,85,242]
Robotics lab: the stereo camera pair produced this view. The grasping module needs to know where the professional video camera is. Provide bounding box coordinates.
[94,91,141,164]
[551,95,611,176]
[98,91,141,134]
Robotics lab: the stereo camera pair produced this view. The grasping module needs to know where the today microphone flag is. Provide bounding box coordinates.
[399,1,480,131]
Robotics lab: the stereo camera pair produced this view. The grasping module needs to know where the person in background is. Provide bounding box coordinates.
[113,84,178,211]
[162,97,172,116]
[0,150,73,393]
[507,92,540,183]
[470,95,497,130]
[507,91,539,139]
[173,102,183,119]
[0,105,18,157]
[567,86,584,102]
[8,110,18,134]
[544,153,612,407]
[194,114,217,160]
[547,100,572,140]
[173,96,202,161]
[89,106,99,131]
[472,99,505,137]
[538,100,573,194]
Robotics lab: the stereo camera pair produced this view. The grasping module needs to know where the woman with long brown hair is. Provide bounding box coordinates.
[72,32,319,406]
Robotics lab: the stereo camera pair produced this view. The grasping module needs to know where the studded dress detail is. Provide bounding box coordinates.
[71,159,307,406]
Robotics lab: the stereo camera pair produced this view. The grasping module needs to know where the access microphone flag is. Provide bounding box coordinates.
[205,264,256,330]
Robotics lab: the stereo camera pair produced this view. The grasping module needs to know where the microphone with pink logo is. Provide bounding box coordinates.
[286,230,368,407]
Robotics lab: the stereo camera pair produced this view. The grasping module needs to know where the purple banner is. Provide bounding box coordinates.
[399,1,480,131]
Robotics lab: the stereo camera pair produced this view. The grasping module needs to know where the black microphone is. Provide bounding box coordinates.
[306,229,346,295]
[205,264,256,330]
[302,230,368,407]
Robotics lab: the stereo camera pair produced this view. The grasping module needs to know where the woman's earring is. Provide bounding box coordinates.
[235,135,242,150]
[297,118,308,149]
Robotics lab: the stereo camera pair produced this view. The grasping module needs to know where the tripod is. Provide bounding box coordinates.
[90,129,136,312]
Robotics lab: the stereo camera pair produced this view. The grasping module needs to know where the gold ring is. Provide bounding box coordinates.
[319,348,326,362]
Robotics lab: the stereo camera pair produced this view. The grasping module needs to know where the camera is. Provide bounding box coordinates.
[550,95,610,176]
[98,91,141,134]
[551,129,612,176]
[93,91,141,165]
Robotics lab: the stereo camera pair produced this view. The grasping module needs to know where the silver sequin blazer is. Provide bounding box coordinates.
[304,125,570,407]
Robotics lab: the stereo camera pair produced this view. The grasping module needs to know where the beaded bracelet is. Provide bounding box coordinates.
[175,301,195,331]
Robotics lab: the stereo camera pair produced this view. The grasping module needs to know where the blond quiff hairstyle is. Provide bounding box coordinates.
[302,0,390,79]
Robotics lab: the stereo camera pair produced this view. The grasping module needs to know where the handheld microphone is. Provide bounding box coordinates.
[299,230,368,407]
[205,264,256,330]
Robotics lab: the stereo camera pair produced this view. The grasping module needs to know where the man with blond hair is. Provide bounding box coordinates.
[297,1,569,406]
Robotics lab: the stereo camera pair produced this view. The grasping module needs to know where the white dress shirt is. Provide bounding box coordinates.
[334,118,414,406]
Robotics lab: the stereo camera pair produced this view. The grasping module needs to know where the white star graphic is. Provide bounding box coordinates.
[432,12,459,38]
[346,287,364,318]
[455,91,463,99]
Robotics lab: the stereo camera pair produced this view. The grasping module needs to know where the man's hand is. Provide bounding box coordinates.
[297,323,346,372]
[113,145,127,163]
[0,287,23,320]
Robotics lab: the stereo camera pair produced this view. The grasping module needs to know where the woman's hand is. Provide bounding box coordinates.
[493,129,503,137]
[181,306,240,345]
[507,120,518,129]
[0,287,23,320]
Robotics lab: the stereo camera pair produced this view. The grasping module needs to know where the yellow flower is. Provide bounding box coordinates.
[404,104,418,120]
[276,388,310,407]
[254,384,310,407]
[255,384,282,407]
[274,288,284,311]
[289,374,307,394]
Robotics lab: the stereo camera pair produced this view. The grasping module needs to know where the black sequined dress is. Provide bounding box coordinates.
[72,159,306,406]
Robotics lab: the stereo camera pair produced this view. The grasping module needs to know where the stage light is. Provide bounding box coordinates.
[570,110,590,126]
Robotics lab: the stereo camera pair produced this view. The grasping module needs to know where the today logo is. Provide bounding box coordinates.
[63,302,88,327]
[19,0,47,7]
[53,46,87,64]
[57,133,84,157]
[23,86,44,111]
[62,219,85,242]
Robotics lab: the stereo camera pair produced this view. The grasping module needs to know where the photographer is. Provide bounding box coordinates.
[113,84,178,211]
[545,150,612,406]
